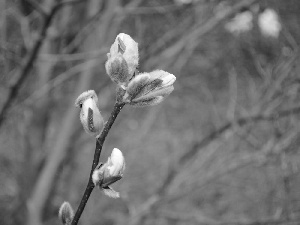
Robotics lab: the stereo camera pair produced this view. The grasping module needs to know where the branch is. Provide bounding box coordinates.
[55,0,85,9]
[22,0,47,16]
[71,102,125,225]
[165,106,300,194]
[0,4,56,127]
[131,105,300,224]
[0,0,82,128]
[146,0,259,69]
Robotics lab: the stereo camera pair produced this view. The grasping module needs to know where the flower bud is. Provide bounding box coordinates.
[75,90,104,138]
[107,148,125,177]
[124,70,176,107]
[149,70,176,87]
[58,201,74,225]
[92,148,125,198]
[105,54,129,87]
[102,186,120,198]
[123,73,150,101]
[108,33,139,81]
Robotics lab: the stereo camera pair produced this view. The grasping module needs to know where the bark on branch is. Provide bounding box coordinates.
[71,102,125,225]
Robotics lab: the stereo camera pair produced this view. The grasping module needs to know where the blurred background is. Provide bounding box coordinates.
[1,0,300,225]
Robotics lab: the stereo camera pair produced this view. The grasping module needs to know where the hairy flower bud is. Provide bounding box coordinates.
[107,147,126,177]
[75,90,104,138]
[108,33,139,82]
[92,148,125,198]
[123,73,150,101]
[58,201,74,225]
[124,70,176,107]
[105,54,129,87]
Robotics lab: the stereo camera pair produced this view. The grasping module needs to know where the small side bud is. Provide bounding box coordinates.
[102,186,120,199]
[108,148,126,177]
[105,54,129,87]
[92,167,103,186]
[75,90,104,138]
[92,148,125,198]
[58,201,74,225]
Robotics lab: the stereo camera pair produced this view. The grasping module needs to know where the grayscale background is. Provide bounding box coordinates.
[1,0,300,225]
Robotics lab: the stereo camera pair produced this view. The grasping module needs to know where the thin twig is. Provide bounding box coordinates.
[0,0,83,128]
[0,2,56,127]
[55,0,84,9]
[22,0,47,16]
[131,105,300,224]
[71,102,125,225]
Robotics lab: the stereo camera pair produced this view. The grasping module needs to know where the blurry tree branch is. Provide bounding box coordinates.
[129,104,300,225]
[26,60,97,225]
[39,48,107,62]
[0,0,83,128]
[146,0,259,69]
[164,126,298,206]
[23,60,101,105]
[160,209,300,225]
[23,0,47,16]
[124,4,182,15]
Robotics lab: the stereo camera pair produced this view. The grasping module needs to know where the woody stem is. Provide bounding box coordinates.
[71,102,125,225]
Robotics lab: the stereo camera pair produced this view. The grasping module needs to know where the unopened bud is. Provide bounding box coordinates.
[92,166,103,186]
[123,73,150,101]
[92,148,125,198]
[58,201,74,225]
[125,70,176,107]
[107,148,125,177]
[147,70,176,87]
[105,54,129,87]
[75,90,104,138]
[108,33,139,81]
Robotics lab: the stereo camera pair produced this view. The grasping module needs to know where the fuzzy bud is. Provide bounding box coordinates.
[125,70,176,107]
[258,8,281,38]
[75,90,104,138]
[58,202,74,225]
[105,54,129,87]
[102,186,120,198]
[108,33,139,81]
[123,73,150,101]
[92,148,125,198]
[107,148,126,177]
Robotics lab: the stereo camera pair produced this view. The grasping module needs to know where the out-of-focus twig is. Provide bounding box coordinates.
[129,104,300,225]
[124,4,182,15]
[39,48,107,62]
[146,0,259,69]
[23,0,47,16]
[0,0,83,128]
[158,209,300,225]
